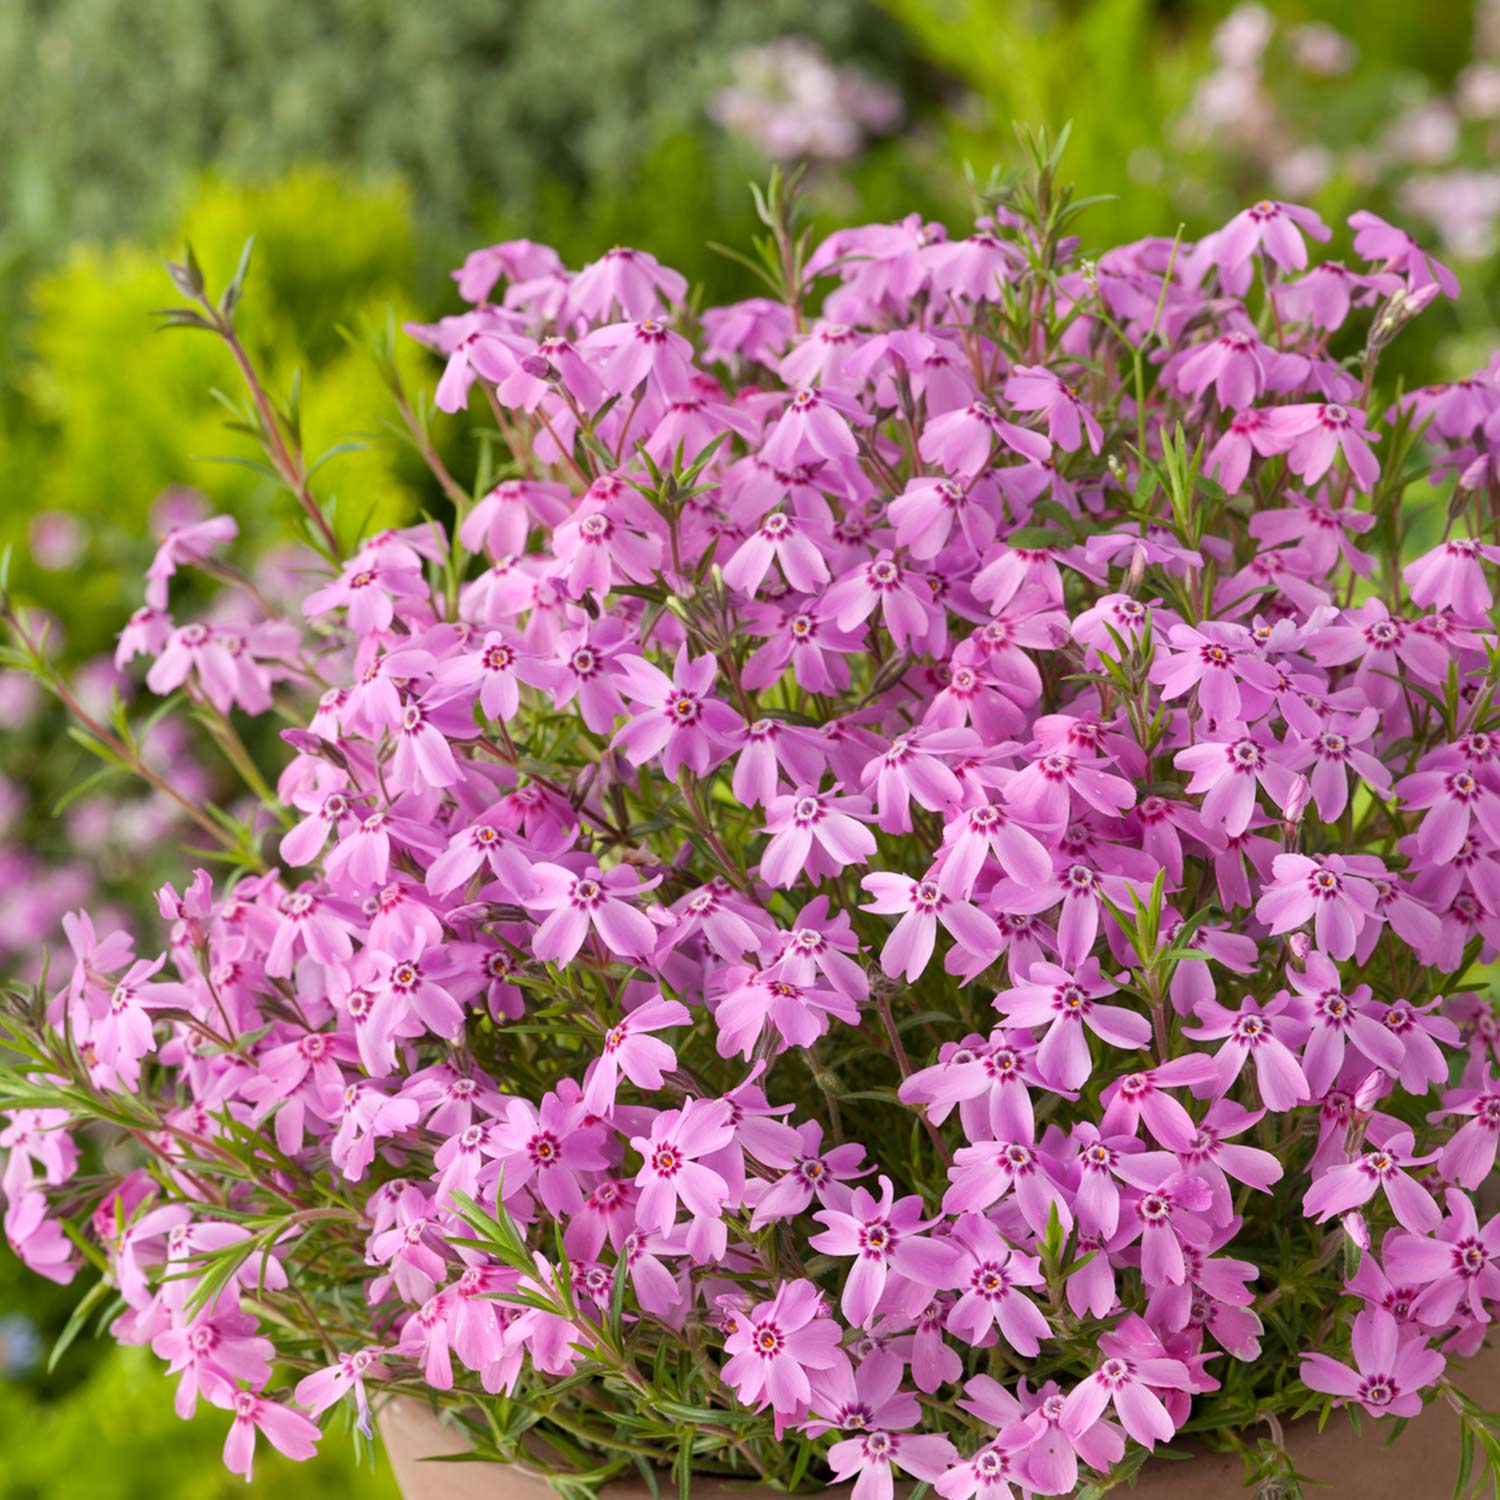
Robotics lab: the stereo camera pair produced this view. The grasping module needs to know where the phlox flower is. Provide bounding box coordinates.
[1213,199,1331,278]
[1003,366,1103,453]
[723,510,833,595]
[1060,1332,1191,1449]
[993,960,1151,1090]
[1173,731,1301,835]
[919,400,1051,476]
[1107,1157,1215,1288]
[581,997,692,1115]
[303,555,428,636]
[1206,406,1290,491]
[145,514,238,609]
[712,967,859,1058]
[1385,1187,1500,1327]
[1002,746,1136,831]
[152,1309,273,1418]
[611,647,739,778]
[1263,402,1380,491]
[823,551,941,652]
[944,1215,1050,1354]
[1149,622,1280,724]
[209,1388,321,1481]
[490,1091,610,1216]
[1404,538,1500,617]
[942,1129,1074,1237]
[828,1427,958,1500]
[1299,1308,1444,1418]
[630,1098,735,1240]
[759,387,866,469]
[1181,993,1310,1111]
[1303,1127,1442,1234]
[760,786,877,888]
[1254,852,1380,960]
[750,1121,870,1228]
[887,475,999,561]
[1285,954,1404,1098]
[1278,709,1391,822]
[720,1278,847,1416]
[860,867,1003,983]
[1435,1072,1500,1188]
[1348,210,1459,298]
[568,245,686,321]
[523,863,660,965]
[809,1176,963,1328]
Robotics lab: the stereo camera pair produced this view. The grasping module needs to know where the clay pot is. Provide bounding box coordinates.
[380,1342,1500,1500]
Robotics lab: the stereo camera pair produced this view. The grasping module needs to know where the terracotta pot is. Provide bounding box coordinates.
[380,1341,1500,1500]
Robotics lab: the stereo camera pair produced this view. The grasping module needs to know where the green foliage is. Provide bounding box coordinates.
[0,0,909,317]
[0,1344,397,1500]
[0,169,435,661]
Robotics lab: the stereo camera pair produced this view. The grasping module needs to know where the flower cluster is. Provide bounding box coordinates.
[5,152,1500,1494]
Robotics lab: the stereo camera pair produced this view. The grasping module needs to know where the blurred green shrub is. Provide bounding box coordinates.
[1,169,436,662]
[0,0,913,343]
[0,1344,396,1500]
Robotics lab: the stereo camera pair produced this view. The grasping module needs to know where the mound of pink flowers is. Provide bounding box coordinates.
[6,159,1500,1494]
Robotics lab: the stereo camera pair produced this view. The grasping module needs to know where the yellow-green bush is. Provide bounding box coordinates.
[2,169,436,660]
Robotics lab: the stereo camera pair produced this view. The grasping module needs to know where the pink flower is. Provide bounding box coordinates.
[823,551,940,651]
[1060,1339,1191,1449]
[1002,746,1136,831]
[1384,1188,1500,1326]
[1181,994,1310,1111]
[1149,622,1279,723]
[303,556,428,636]
[568,246,686,321]
[760,786,877,888]
[582,997,692,1115]
[460,481,572,562]
[1003,366,1102,453]
[1176,330,1296,411]
[1303,1128,1442,1234]
[1214,199,1331,277]
[993,960,1151,1089]
[1299,1309,1444,1418]
[750,1121,870,1228]
[942,1129,1074,1236]
[490,1091,610,1216]
[887,476,999,561]
[1435,1074,1500,1189]
[579,317,694,397]
[1263,402,1380,491]
[1404,538,1500,618]
[722,510,832,595]
[210,1388,321,1480]
[944,1215,1050,1353]
[145,514,238,609]
[1348,211,1459,299]
[720,1278,846,1415]
[1107,1159,1215,1288]
[860,867,1003,982]
[630,1099,735,1238]
[1174,733,1300,836]
[760,387,865,469]
[919,400,1051,477]
[1206,407,1289,491]
[828,1428,958,1500]
[810,1176,963,1328]
[611,647,740,778]
[523,863,660,965]
[1255,852,1380,960]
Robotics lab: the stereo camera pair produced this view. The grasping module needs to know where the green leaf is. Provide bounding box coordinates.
[48,1277,111,1372]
